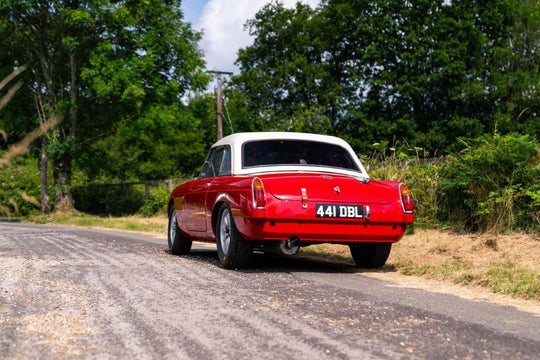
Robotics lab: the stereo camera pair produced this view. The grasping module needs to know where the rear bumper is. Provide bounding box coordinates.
[238,218,408,243]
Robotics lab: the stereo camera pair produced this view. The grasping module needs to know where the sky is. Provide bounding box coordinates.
[181,0,320,74]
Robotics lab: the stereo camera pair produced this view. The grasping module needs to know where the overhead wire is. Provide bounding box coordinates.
[223,96,234,134]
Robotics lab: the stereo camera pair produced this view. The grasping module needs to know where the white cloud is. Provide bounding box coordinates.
[197,0,320,73]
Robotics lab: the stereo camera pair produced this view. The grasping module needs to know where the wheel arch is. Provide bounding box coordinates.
[211,200,228,236]
[167,198,175,216]
[211,192,242,237]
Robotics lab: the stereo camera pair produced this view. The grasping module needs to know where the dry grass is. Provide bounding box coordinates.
[392,230,540,274]
[390,230,540,299]
[303,229,540,302]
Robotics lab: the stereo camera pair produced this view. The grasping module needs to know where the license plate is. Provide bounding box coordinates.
[316,204,363,219]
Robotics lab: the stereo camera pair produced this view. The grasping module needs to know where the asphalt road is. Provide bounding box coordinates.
[1,222,539,359]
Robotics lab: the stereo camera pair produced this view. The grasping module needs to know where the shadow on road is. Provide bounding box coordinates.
[170,245,397,275]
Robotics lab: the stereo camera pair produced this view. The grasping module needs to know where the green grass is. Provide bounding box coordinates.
[396,260,433,276]
[28,213,167,234]
[395,257,473,278]
[393,258,539,301]
[479,263,540,300]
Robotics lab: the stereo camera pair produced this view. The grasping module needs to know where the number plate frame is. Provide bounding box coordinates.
[315,204,364,219]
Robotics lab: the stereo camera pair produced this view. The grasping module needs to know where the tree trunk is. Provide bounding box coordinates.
[53,52,78,212]
[54,157,74,212]
[40,138,50,213]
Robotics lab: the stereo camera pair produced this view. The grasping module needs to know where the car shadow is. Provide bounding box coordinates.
[247,252,358,274]
[169,245,398,275]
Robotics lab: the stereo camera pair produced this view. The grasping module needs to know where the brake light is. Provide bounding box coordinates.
[252,177,266,209]
[400,184,415,213]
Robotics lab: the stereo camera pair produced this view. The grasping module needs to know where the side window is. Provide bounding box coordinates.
[199,149,215,179]
[198,146,231,179]
[219,146,231,176]
[210,147,224,177]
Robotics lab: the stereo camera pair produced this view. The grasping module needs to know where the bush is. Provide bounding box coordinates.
[366,134,540,233]
[139,187,169,217]
[440,133,540,232]
[72,183,146,216]
[0,156,42,217]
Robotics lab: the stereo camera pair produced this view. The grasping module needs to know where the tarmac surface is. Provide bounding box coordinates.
[1,223,539,359]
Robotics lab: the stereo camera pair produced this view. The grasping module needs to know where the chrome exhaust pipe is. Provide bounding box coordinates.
[280,236,300,255]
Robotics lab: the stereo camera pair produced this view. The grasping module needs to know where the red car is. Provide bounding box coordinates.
[168,132,414,269]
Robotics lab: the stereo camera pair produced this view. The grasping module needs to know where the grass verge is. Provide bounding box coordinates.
[27,213,540,301]
[28,213,168,234]
[298,230,540,301]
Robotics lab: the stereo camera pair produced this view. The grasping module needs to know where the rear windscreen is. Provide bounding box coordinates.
[242,140,360,171]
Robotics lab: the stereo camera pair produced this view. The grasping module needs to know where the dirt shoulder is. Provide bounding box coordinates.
[306,229,540,316]
[364,270,540,317]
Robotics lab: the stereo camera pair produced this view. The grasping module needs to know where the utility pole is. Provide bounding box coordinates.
[208,70,233,141]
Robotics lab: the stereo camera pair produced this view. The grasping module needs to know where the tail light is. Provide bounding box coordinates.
[252,177,266,209]
[400,184,415,213]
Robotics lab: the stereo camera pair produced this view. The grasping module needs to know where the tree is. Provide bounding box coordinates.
[234,2,336,134]
[0,0,207,211]
[85,104,207,180]
[486,0,540,136]
[0,65,55,215]
[234,0,538,154]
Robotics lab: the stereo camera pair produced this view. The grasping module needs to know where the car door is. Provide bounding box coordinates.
[182,146,230,233]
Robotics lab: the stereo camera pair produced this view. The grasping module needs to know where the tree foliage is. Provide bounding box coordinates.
[86,104,206,180]
[235,2,335,133]
[0,0,208,210]
[234,0,539,154]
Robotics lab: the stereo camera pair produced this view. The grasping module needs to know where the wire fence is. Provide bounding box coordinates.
[365,156,448,170]
[72,157,447,215]
[72,178,188,216]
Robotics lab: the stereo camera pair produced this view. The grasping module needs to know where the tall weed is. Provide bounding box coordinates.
[440,133,539,232]
[366,134,539,233]
[366,143,442,228]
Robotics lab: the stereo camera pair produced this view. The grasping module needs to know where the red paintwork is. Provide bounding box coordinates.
[170,172,414,245]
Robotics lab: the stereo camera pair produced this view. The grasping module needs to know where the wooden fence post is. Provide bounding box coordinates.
[123,184,129,212]
[105,186,110,214]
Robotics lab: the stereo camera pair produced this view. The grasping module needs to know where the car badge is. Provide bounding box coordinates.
[334,186,340,194]
[301,188,308,209]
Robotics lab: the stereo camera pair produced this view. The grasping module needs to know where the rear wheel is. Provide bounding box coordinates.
[168,207,192,255]
[349,243,392,268]
[216,203,252,269]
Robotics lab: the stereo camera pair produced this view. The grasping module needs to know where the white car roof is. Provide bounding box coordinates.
[212,132,369,178]
[214,132,350,148]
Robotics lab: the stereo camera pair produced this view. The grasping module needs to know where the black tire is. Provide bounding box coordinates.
[349,243,392,268]
[168,207,192,255]
[216,203,252,269]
